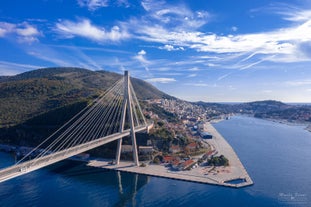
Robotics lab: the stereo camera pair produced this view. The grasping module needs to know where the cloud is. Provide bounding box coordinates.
[77,0,109,11]
[78,0,131,10]
[0,22,15,37]
[231,26,238,32]
[188,67,200,71]
[141,0,210,30]
[159,44,184,51]
[146,77,176,83]
[187,73,197,78]
[28,50,72,66]
[134,50,150,71]
[262,90,273,93]
[16,24,39,36]
[55,19,130,42]
[116,0,130,7]
[286,80,311,86]
[122,5,311,68]
[217,73,233,81]
[135,50,148,64]
[185,83,209,87]
[0,21,40,42]
[138,50,146,56]
[0,60,42,75]
[274,6,311,22]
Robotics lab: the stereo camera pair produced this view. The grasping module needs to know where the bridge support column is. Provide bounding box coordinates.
[116,97,127,165]
[125,71,139,166]
[115,138,122,165]
[115,71,139,166]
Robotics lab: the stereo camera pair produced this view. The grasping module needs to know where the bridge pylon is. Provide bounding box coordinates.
[115,71,140,166]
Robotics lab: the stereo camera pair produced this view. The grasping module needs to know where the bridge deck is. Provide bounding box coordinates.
[0,125,149,183]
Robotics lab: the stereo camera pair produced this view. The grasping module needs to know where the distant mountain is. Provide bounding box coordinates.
[0,67,171,127]
[236,100,290,114]
[195,100,311,123]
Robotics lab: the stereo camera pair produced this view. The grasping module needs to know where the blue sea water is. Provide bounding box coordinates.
[0,116,310,207]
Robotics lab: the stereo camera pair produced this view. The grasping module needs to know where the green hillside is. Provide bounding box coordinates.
[0,67,170,128]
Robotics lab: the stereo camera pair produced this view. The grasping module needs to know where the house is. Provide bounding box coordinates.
[180,159,196,170]
[163,156,173,163]
[185,142,197,151]
[202,150,216,160]
[172,159,196,171]
[169,145,182,153]
[163,156,180,164]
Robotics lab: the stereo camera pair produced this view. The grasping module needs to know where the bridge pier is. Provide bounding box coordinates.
[115,71,139,166]
[115,138,122,165]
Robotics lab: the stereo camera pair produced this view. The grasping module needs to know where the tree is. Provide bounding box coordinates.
[153,157,161,164]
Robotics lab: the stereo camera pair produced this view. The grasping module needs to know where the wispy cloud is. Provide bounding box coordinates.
[121,3,311,69]
[185,82,209,87]
[45,43,131,54]
[286,80,311,86]
[0,60,42,75]
[146,77,176,83]
[55,18,130,42]
[217,72,234,81]
[28,50,72,66]
[188,67,200,71]
[187,73,197,78]
[134,50,150,71]
[116,0,130,7]
[159,44,184,51]
[77,0,109,11]
[77,0,131,10]
[273,5,311,22]
[141,0,210,30]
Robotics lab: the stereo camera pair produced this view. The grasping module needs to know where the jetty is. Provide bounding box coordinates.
[87,122,253,188]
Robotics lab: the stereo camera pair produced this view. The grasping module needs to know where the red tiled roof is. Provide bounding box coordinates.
[186,142,197,148]
[182,159,195,167]
[163,156,173,162]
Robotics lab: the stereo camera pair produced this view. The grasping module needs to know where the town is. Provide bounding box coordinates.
[88,98,252,188]
[141,98,229,171]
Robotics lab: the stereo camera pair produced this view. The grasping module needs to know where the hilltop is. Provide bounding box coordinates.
[0,67,171,127]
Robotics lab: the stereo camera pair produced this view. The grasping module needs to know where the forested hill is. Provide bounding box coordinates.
[0,67,171,127]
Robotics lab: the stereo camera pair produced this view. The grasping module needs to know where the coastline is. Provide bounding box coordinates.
[87,121,253,188]
[0,120,254,188]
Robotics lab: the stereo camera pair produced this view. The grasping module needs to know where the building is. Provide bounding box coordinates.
[200,132,213,139]
[180,159,196,170]
[169,145,182,153]
[185,142,197,151]
[121,145,133,153]
[139,146,153,154]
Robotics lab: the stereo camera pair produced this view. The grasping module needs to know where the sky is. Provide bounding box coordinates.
[1,0,311,103]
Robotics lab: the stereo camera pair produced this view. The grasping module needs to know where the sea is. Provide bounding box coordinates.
[0,116,310,207]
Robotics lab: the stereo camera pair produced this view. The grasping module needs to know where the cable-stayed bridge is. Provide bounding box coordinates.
[0,71,153,183]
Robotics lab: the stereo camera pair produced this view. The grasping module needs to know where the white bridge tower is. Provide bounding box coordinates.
[115,71,139,166]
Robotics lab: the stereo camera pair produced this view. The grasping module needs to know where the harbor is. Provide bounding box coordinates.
[87,122,253,188]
